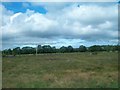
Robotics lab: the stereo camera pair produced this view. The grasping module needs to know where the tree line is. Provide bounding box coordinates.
[2,45,120,56]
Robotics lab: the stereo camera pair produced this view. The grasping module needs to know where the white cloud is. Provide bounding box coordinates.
[31,2,71,12]
[1,3,118,49]
[0,4,13,26]
[98,21,113,29]
[63,4,118,25]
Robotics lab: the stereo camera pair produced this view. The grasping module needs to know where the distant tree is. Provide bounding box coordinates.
[74,48,79,52]
[42,45,53,53]
[59,46,67,53]
[103,45,116,52]
[56,48,60,53]
[7,49,12,55]
[37,45,43,53]
[88,45,103,52]
[115,45,120,51]
[67,46,74,52]
[21,47,35,54]
[79,45,87,52]
[51,46,57,53]
[2,44,120,55]
[2,49,9,56]
[13,47,21,56]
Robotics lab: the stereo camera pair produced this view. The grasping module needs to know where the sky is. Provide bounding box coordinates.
[0,1,119,50]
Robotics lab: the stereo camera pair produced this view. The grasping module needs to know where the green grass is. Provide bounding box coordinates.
[2,52,118,88]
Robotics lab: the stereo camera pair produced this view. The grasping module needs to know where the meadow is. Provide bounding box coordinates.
[2,52,118,88]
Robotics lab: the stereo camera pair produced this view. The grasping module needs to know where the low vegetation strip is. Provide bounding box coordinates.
[2,45,120,56]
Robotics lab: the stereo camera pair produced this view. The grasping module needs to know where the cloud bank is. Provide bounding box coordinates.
[1,2,118,49]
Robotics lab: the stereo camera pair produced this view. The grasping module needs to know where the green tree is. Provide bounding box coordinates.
[89,45,102,52]
[21,47,35,54]
[60,46,67,53]
[37,45,43,53]
[13,47,21,56]
[51,46,56,53]
[42,45,53,53]
[8,49,12,55]
[67,45,74,52]
[79,45,87,52]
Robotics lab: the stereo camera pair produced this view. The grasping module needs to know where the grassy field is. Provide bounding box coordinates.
[2,52,118,88]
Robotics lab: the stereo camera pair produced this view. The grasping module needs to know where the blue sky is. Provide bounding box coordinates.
[2,2,47,14]
[2,2,118,13]
[1,2,119,50]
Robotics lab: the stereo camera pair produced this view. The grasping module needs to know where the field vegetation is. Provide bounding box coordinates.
[2,52,118,88]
